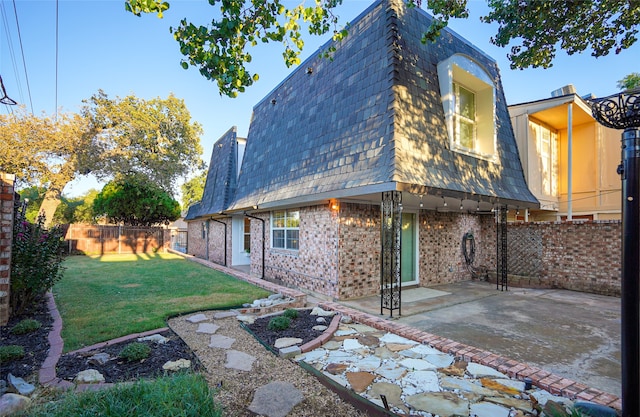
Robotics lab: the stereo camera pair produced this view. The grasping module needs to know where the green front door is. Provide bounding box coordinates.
[401,213,417,284]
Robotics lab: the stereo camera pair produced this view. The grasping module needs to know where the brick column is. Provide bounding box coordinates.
[0,173,15,325]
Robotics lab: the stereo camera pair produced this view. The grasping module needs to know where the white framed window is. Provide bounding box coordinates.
[438,54,497,160]
[271,210,300,250]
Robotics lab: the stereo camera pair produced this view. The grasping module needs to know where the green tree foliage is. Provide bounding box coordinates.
[11,202,66,315]
[180,169,207,209]
[93,175,181,226]
[82,90,204,192]
[18,187,99,224]
[617,72,640,91]
[126,0,638,97]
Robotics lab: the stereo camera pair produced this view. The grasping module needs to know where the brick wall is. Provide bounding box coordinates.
[187,220,207,259]
[0,173,15,325]
[208,218,232,266]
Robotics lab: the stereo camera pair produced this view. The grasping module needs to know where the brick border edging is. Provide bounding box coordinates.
[318,301,622,412]
[300,313,342,353]
[39,292,171,392]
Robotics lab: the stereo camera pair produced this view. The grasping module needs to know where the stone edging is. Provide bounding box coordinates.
[318,301,622,412]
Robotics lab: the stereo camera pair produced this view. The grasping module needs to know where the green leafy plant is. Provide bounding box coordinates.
[283,308,298,319]
[10,318,42,335]
[11,201,66,315]
[267,316,291,331]
[118,342,151,362]
[0,345,25,362]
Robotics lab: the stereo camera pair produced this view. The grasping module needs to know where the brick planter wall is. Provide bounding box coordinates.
[0,173,15,325]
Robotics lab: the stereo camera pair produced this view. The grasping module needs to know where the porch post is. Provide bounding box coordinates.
[380,191,402,317]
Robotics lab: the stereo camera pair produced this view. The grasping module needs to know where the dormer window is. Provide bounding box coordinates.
[438,54,497,160]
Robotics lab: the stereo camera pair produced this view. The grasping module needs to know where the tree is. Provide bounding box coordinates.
[93,174,181,226]
[618,72,640,91]
[126,0,639,97]
[1,91,203,226]
[0,108,92,227]
[82,90,204,192]
[180,169,207,209]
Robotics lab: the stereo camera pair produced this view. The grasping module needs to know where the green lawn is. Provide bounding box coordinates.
[54,253,270,352]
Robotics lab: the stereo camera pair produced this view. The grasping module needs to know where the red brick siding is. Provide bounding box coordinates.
[208,218,231,266]
[187,220,207,259]
[0,173,15,325]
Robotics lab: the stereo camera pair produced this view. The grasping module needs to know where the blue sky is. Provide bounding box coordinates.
[2,0,638,198]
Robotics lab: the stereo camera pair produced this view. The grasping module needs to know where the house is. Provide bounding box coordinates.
[509,85,621,222]
[185,0,538,303]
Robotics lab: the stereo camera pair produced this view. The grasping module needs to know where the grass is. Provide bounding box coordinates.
[17,372,222,417]
[54,253,270,351]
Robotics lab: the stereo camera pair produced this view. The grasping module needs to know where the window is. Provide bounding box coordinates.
[532,120,558,197]
[454,83,476,150]
[243,218,251,252]
[201,222,206,239]
[437,54,496,159]
[271,210,300,250]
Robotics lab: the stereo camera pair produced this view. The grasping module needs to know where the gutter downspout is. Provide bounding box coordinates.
[567,102,573,221]
[210,218,228,267]
[245,213,265,279]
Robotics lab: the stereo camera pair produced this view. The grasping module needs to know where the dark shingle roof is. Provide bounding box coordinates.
[185,127,241,220]
[226,0,537,210]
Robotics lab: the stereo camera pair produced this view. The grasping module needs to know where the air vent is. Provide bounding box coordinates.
[551,84,577,97]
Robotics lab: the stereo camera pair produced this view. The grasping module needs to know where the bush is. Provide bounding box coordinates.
[0,345,25,362]
[119,342,151,362]
[11,201,66,315]
[10,318,42,335]
[267,316,291,331]
[283,309,298,319]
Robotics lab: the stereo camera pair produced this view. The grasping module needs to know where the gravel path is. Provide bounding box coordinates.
[168,311,367,417]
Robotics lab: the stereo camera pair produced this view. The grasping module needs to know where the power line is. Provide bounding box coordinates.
[55,0,59,119]
[11,0,33,114]
[0,0,22,111]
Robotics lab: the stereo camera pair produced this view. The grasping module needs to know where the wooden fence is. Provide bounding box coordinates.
[65,224,171,255]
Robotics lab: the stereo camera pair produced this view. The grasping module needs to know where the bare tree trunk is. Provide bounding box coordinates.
[39,186,63,228]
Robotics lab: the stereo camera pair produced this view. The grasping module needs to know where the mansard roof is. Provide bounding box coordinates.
[227,0,537,211]
[185,127,241,220]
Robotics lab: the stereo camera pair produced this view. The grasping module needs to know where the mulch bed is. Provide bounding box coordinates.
[0,297,54,381]
[244,309,326,351]
[55,329,202,383]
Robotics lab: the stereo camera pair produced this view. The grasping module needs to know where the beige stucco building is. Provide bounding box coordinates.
[509,85,622,222]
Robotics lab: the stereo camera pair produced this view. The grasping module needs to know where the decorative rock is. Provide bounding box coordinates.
[313,325,328,331]
[470,401,511,417]
[326,363,348,375]
[137,334,168,344]
[162,358,191,371]
[495,378,526,392]
[316,317,327,324]
[353,356,381,372]
[0,381,6,396]
[248,381,303,417]
[357,335,380,347]
[424,354,454,368]
[399,358,437,371]
[480,378,521,395]
[440,376,497,397]
[405,391,469,417]
[275,337,303,349]
[466,362,508,379]
[225,350,256,371]
[267,293,284,301]
[75,369,105,384]
[335,328,357,336]
[87,352,111,366]
[529,390,573,407]
[340,315,353,324]
[186,313,208,323]
[346,371,376,393]
[375,360,407,380]
[485,396,535,414]
[209,335,235,349]
[379,333,418,345]
[236,314,256,324]
[279,346,301,359]
[0,393,31,416]
[298,349,327,362]
[322,340,342,350]
[367,382,406,413]
[7,374,35,396]
[385,343,414,352]
[343,338,365,351]
[400,370,440,395]
[310,307,335,317]
[213,311,237,319]
[439,364,465,377]
[196,323,220,334]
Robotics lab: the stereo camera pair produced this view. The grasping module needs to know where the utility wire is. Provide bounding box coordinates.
[1,0,22,111]
[55,0,59,119]
[11,0,33,114]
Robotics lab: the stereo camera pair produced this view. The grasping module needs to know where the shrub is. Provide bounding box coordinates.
[10,318,42,335]
[0,345,25,362]
[11,201,66,315]
[119,342,151,362]
[267,316,291,331]
[283,309,298,319]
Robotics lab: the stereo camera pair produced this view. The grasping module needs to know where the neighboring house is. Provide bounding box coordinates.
[186,0,538,302]
[509,85,622,222]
